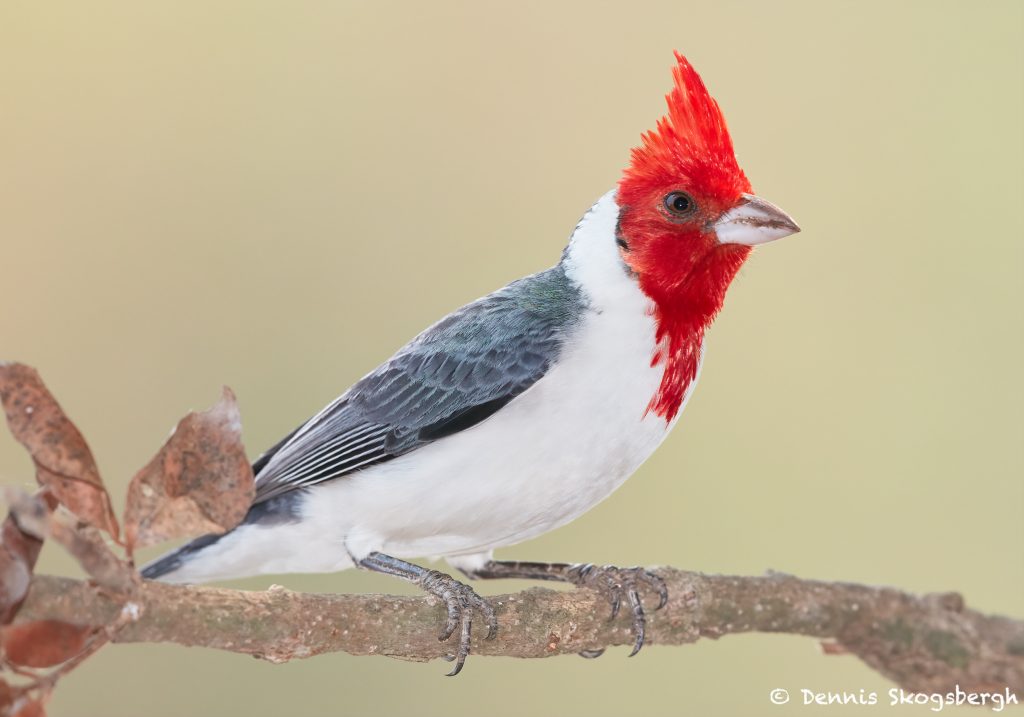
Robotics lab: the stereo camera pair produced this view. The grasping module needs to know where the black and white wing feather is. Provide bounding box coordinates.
[252,265,584,503]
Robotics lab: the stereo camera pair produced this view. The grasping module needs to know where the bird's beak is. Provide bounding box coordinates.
[713,193,800,246]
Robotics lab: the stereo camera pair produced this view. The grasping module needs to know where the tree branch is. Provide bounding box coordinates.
[19,570,1023,693]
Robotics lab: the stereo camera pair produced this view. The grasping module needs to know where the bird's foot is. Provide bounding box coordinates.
[566,564,668,656]
[358,552,497,676]
[418,569,497,676]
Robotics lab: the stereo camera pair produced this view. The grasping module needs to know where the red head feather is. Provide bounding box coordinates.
[618,53,754,422]
[620,52,751,207]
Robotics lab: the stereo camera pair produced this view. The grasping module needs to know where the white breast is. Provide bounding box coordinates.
[311,190,701,562]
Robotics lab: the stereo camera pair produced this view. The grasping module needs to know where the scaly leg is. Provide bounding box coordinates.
[459,560,668,657]
[358,552,497,676]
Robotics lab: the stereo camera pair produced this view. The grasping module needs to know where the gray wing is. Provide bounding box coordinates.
[252,265,584,503]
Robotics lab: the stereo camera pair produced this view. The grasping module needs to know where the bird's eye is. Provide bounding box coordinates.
[663,192,696,218]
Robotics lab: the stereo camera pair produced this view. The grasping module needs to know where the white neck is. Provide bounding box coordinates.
[562,190,650,316]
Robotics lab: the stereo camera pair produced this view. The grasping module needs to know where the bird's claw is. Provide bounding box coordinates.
[568,564,668,656]
[418,570,497,676]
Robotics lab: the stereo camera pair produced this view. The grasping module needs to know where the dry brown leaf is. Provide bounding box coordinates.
[0,675,14,713]
[124,387,254,552]
[1,620,94,668]
[0,364,119,540]
[0,681,43,717]
[0,505,45,625]
[10,697,45,717]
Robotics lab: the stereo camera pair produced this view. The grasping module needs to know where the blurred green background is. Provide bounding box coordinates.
[1,1,1021,715]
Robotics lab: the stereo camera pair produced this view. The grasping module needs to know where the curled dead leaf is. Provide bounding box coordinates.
[124,388,254,553]
[0,364,119,540]
[0,680,11,713]
[0,493,48,624]
[0,678,46,717]
[2,620,94,668]
[10,696,46,717]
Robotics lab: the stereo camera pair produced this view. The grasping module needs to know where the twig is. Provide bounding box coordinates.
[16,570,1023,694]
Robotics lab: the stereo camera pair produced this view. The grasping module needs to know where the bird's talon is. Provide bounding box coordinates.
[571,564,665,655]
[627,587,645,656]
[578,648,606,659]
[438,613,458,642]
[417,570,495,675]
[609,590,622,620]
[628,631,644,657]
[655,581,669,610]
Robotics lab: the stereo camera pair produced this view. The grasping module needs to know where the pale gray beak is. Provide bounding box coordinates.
[713,193,800,246]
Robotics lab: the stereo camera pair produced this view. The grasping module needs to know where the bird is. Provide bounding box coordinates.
[141,52,800,675]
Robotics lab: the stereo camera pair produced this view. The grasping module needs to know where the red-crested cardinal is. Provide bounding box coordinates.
[143,52,800,675]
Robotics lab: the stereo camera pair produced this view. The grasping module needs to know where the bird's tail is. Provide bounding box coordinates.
[139,492,310,583]
[139,532,227,582]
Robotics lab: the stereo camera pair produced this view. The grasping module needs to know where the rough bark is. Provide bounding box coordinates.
[18,570,1023,694]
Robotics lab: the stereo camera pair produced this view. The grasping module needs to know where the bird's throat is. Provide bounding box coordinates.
[642,244,750,421]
